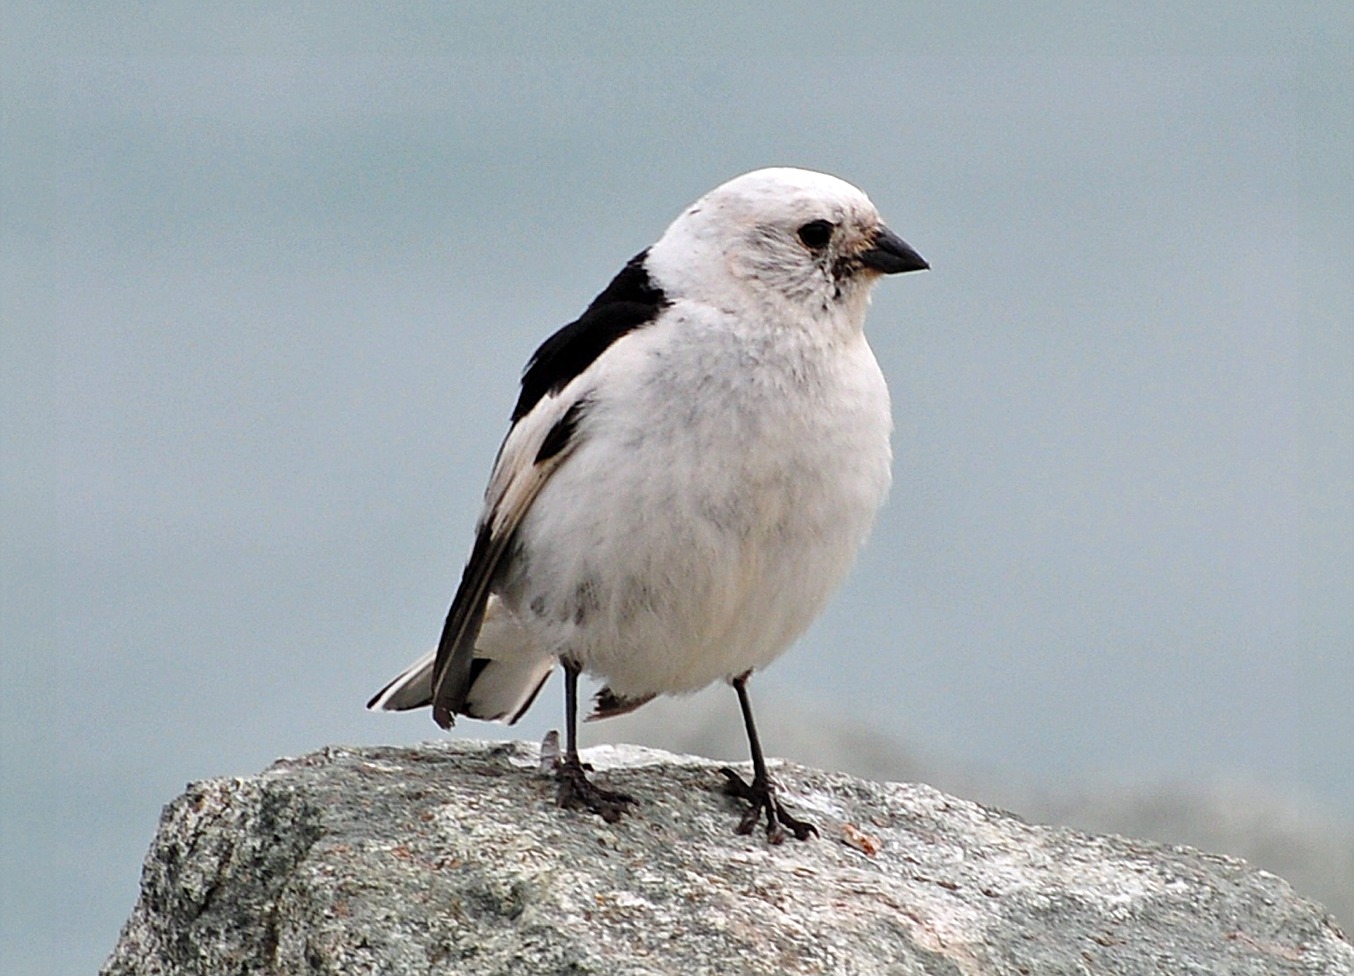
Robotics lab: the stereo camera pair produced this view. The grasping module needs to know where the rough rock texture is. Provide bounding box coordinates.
[598,688,1354,928]
[103,741,1354,976]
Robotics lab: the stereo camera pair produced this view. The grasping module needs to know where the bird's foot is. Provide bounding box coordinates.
[555,754,636,823]
[720,767,817,843]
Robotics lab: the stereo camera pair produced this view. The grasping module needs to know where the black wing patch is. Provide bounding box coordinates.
[534,398,591,464]
[511,250,668,422]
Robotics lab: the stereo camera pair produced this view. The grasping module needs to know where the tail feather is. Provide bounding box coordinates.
[463,655,555,723]
[368,597,556,724]
[366,650,435,712]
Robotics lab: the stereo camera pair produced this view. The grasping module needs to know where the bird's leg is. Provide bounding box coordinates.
[553,658,636,822]
[720,671,817,843]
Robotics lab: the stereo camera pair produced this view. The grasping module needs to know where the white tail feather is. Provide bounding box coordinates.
[368,597,556,724]
[366,649,435,712]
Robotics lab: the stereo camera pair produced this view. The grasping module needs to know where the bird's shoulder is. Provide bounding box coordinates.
[511,249,670,423]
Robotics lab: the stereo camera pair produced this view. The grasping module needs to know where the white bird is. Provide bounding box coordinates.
[369,167,927,841]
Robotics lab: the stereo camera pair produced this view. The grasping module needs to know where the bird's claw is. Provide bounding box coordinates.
[555,756,636,823]
[720,766,817,843]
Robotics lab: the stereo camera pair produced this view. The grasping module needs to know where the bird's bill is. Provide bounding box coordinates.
[860,225,929,274]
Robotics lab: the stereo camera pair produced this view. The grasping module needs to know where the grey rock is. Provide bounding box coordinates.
[596,687,1354,929]
[103,741,1354,976]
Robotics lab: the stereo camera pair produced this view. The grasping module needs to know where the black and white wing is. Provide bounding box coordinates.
[424,250,669,728]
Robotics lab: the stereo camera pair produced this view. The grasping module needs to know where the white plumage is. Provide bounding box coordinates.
[370,167,927,839]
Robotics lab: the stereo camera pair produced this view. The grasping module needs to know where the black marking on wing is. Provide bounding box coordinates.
[511,250,668,422]
[535,398,591,464]
[430,520,513,728]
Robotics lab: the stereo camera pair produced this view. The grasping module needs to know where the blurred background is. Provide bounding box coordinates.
[2,3,1351,970]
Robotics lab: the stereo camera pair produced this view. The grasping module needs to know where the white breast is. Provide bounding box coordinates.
[497,304,892,699]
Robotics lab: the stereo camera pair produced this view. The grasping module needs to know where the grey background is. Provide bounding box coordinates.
[2,3,1351,971]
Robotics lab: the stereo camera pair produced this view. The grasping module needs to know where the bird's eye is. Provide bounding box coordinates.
[796,219,834,250]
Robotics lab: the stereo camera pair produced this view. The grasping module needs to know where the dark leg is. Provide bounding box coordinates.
[720,672,817,843]
[554,659,636,822]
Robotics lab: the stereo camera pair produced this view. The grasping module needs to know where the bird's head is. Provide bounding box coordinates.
[647,167,927,336]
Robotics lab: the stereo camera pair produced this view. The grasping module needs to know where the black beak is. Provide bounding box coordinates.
[860,225,929,274]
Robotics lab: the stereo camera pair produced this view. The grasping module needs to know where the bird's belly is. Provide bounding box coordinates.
[499,361,890,698]
[507,481,871,697]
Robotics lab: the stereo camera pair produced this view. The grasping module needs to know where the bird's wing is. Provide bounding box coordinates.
[429,389,590,728]
[428,248,668,729]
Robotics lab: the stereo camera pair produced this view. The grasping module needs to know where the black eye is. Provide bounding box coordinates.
[796,219,834,250]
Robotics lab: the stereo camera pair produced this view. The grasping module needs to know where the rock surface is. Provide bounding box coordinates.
[103,741,1354,975]
[598,687,1354,927]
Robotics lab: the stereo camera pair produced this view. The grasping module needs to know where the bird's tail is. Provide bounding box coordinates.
[367,597,556,724]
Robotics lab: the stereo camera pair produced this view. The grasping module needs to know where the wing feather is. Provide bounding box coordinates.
[429,388,587,727]
[425,252,668,727]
